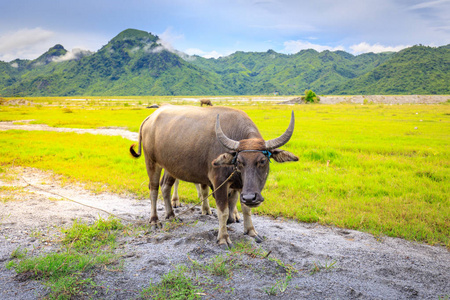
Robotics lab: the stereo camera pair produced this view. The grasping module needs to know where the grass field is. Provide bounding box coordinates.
[1,98,449,247]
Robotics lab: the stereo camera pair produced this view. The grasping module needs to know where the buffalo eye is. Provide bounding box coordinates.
[236,159,245,168]
[257,157,268,167]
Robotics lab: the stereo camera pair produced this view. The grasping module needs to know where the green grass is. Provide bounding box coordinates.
[141,265,204,300]
[61,217,124,252]
[310,260,338,275]
[263,274,292,296]
[6,217,124,299]
[142,238,298,298]
[0,101,449,247]
[190,254,237,278]
[0,104,154,132]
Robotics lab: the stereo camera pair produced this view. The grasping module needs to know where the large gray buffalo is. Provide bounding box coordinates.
[130,105,298,248]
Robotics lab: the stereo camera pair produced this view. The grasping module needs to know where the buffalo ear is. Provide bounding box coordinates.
[271,149,298,163]
[212,152,236,167]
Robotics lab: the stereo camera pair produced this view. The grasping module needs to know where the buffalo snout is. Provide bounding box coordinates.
[241,193,264,207]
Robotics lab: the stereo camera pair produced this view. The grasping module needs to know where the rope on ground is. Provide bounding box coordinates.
[19,174,139,223]
[17,169,237,225]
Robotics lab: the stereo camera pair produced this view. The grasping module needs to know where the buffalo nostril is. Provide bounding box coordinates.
[242,193,257,201]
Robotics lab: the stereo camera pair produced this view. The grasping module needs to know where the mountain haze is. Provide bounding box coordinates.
[1,29,449,96]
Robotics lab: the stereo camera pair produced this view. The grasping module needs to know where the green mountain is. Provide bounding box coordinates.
[328,45,450,95]
[190,49,393,94]
[33,44,68,65]
[0,28,449,96]
[0,29,229,96]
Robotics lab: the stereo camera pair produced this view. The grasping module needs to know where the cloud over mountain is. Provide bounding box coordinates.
[0,28,54,61]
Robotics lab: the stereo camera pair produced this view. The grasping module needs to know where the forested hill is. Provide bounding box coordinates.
[328,45,450,95]
[190,49,393,95]
[1,29,449,96]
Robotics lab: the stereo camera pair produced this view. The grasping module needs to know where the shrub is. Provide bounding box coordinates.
[301,90,320,103]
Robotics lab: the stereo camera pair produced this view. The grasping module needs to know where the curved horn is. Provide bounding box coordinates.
[265,111,295,150]
[215,114,240,151]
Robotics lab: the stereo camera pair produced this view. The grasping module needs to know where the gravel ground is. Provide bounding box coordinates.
[0,120,449,299]
[0,167,449,299]
[282,95,450,104]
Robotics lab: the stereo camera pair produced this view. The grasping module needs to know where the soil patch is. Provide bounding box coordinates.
[1,167,449,299]
[1,99,34,106]
[0,121,138,141]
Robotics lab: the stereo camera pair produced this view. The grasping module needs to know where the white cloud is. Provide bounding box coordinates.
[147,27,194,59]
[282,39,412,55]
[151,40,189,60]
[129,46,141,54]
[0,28,108,62]
[408,0,449,10]
[151,27,229,60]
[150,44,165,54]
[52,48,93,62]
[184,48,227,59]
[0,28,54,61]
[282,40,345,54]
[10,62,18,68]
[152,27,184,53]
[0,27,54,52]
[349,42,410,54]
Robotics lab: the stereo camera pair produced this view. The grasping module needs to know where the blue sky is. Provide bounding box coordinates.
[1,0,449,62]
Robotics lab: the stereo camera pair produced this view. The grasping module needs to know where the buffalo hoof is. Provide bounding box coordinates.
[165,216,183,223]
[226,217,240,224]
[254,234,264,243]
[244,230,264,243]
[233,212,241,223]
[165,212,177,220]
[201,208,212,215]
[218,242,232,250]
[171,199,180,208]
[150,222,162,231]
[217,236,233,250]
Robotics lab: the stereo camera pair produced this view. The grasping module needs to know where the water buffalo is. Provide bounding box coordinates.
[130,105,297,248]
[200,99,213,106]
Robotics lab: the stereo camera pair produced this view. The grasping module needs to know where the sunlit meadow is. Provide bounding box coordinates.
[0,98,448,246]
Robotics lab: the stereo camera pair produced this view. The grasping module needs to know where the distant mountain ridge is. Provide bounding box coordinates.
[0,29,449,96]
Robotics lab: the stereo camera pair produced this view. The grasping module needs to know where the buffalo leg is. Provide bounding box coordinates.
[197,184,212,215]
[160,173,176,220]
[146,162,163,229]
[227,190,240,224]
[214,185,232,248]
[160,173,180,208]
[241,203,263,243]
[171,179,181,208]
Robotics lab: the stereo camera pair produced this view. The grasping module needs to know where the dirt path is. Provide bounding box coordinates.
[0,124,449,299]
[0,121,139,141]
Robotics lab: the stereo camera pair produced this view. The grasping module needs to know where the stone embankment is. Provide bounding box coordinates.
[282,95,449,104]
